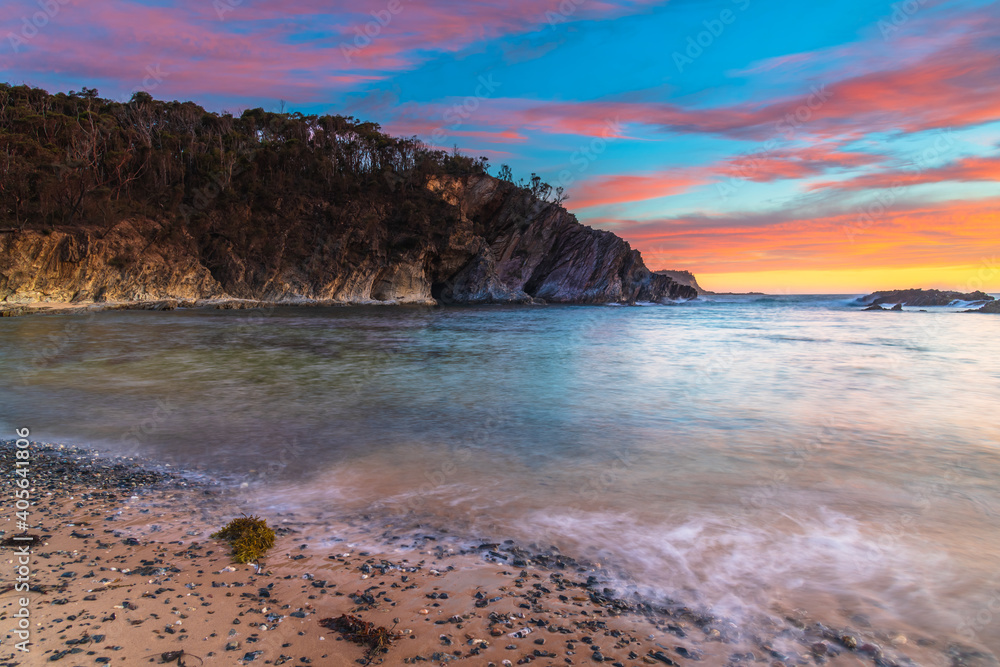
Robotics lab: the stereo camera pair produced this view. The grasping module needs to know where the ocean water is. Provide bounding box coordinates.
[3,296,1000,657]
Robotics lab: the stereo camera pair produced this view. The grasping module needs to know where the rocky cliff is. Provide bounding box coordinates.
[0,174,696,307]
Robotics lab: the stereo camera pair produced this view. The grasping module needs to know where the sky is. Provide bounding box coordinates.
[1,0,998,293]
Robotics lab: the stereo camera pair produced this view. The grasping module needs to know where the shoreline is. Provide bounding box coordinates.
[0,296,707,318]
[0,441,981,666]
[0,298,438,318]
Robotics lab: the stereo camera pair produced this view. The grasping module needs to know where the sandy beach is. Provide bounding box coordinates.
[1,440,965,667]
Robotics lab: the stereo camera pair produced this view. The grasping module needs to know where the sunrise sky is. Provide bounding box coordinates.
[2,0,997,293]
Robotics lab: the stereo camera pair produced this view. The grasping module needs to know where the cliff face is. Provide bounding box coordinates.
[0,174,695,307]
[0,221,221,304]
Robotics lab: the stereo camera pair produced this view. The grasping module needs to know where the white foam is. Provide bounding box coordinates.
[515,507,960,629]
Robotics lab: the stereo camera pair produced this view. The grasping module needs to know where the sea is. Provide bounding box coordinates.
[2,295,999,660]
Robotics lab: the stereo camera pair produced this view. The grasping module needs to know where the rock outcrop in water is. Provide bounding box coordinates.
[856,288,994,307]
[0,174,695,307]
[966,300,1000,313]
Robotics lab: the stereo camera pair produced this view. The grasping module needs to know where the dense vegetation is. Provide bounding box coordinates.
[0,84,509,233]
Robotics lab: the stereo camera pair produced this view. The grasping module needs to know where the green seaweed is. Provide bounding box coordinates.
[211,515,275,564]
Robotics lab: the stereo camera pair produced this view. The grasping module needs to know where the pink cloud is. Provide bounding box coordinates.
[0,2,381,100]
[565,143,885,210]
[376,32,998,150]
[569,171,708,208]
[421,13,1000,142]
[810,154,1000,192]
[522,42,1000,141]
[721,144,884,183]
[0,0,665,99]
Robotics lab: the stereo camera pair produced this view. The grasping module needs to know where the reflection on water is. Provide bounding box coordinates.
[3,296,1000,655]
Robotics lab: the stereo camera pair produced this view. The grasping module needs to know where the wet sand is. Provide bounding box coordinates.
[0,441,980,666]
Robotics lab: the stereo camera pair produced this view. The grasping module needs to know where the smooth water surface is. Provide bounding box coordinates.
[3,296,1000,656]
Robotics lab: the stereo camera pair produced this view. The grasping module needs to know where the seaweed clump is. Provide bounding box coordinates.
[211,515,275,564]
[319,614,398,663]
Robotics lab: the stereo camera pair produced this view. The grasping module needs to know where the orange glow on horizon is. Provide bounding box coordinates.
[695,265,1000,295]
[625,197,1000,294]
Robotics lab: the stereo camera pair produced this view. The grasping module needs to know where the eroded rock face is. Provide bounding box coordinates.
[0,175,696,306]
[434,175,696,304]
[0,221,221,304]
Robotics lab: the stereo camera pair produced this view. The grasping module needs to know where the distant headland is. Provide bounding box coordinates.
[654,270,765,296]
